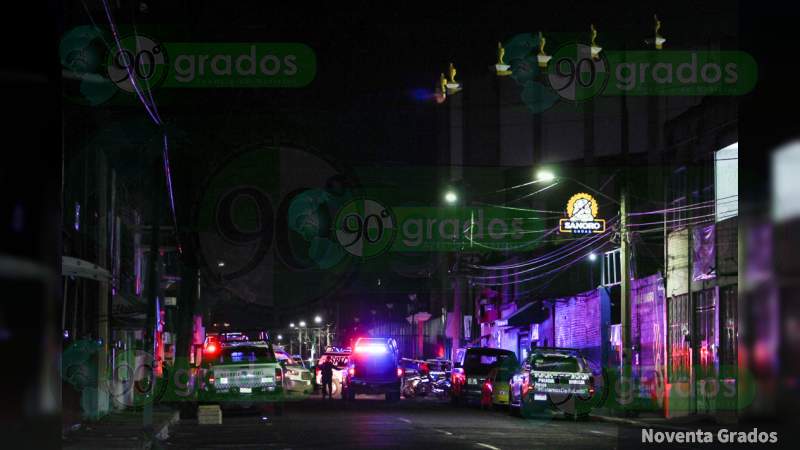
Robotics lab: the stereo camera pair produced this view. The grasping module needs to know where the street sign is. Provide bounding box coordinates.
[559,192,606,234]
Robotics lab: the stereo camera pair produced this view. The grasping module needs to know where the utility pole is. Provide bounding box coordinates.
[143,160,162,439]
[620,185,632,410]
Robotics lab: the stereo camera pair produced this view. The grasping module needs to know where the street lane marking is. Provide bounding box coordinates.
[436,429,454,436]
[398,418,412,424]
[475,443,501,450]
[589,430,612,436]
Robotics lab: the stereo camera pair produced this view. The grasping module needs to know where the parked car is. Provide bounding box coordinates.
[508,347,596,419]
[341,337,402,402]
[273,345,313,395]
[198,340,285,415]
[480,363,520,410]
[451,347,518,405]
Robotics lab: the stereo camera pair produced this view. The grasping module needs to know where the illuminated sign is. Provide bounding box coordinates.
[559,193,606,234]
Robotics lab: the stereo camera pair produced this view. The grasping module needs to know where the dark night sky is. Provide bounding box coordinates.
[68,1,737,167]
[56,1,742,326]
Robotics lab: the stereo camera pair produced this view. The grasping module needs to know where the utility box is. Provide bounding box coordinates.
[197,405,222,425]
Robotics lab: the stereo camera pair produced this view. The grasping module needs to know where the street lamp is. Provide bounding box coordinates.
[299,320,306,328]
[588,252,597,261]
[444,190,458,204]
[289,322,295,328]
[277,334,283,341]
[314,315,322,324]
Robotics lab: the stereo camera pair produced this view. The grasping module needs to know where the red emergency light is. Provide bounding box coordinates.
[203,342,220,355]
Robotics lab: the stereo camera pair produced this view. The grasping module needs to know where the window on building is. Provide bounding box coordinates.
[669,167,687,229]
[668,294,691,382]
[602,248,621,286]
[716,142,738,222]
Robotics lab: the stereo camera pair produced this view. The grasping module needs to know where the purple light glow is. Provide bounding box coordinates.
[74,202,80,231]
[355,343,388,354]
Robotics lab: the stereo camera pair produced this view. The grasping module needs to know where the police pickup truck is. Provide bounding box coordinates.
[200,340,285,414]
[509,347,596,419]
[341,338,403,402]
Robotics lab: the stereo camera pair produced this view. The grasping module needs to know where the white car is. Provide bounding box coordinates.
[273,345,313,395]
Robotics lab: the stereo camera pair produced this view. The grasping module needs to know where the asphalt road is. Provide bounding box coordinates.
[163,395,623,450]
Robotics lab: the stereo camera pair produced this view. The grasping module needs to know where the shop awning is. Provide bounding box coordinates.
[502,302,549,327]
[62,256,110,281]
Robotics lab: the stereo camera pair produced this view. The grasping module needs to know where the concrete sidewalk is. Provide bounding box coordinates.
[62,406,180,450]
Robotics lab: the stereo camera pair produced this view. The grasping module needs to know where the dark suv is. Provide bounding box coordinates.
[341,337,402,402]
[451,347,518,405]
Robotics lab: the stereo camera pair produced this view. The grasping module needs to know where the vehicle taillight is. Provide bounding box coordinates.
[348,367,355,377]
[208,374,215,384]
[588,376,595,396]
[275,368,283,383]
[521,376,530,396]
[397,367,403,377]
[316,368,320,378]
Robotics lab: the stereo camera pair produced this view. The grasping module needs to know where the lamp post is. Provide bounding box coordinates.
[298,321,306,358]
[313,316,323,355]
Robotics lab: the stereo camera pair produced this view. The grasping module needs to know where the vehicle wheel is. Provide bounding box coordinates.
[274,402,284,416]
[450,394,461,406]
[520,398,534,419]
[385,392,400,402]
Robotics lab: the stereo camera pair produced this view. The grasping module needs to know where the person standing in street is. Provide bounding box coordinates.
[320,357,334,399]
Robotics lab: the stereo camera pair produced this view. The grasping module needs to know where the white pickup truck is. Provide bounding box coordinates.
[199,341,285,414]
[315,350,351,397]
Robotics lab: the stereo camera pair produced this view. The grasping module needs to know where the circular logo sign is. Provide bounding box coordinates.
[59,25,119,105]
[334,198,397,259]
[546,43,610,102]
[106,34,168,94]
[107,348,158,408]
